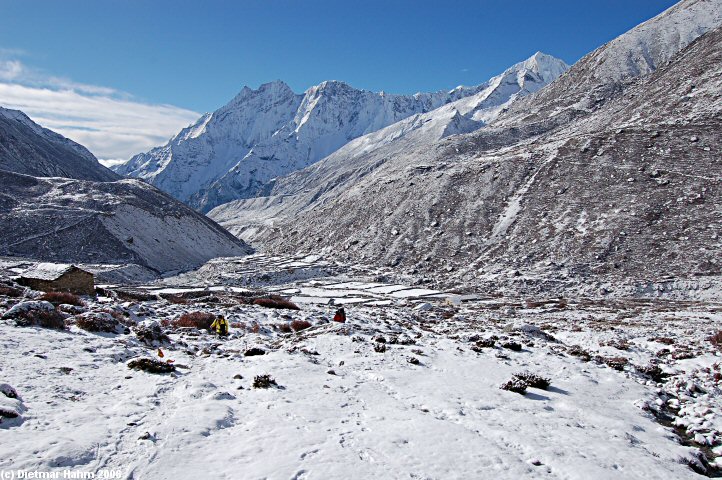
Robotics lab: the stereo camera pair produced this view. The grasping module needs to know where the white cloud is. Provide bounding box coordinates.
[0,58,200,163]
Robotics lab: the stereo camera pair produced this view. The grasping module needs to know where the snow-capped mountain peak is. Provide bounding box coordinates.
[519,51,570,83]
[114,53,568,212]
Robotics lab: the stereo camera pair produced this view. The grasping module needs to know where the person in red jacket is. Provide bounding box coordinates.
[333,307,346,323]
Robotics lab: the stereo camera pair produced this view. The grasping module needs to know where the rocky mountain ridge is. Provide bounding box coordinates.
[0,107,119,182]
[115,53,568,212]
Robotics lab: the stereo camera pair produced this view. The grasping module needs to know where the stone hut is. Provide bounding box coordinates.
[17,263,95,295]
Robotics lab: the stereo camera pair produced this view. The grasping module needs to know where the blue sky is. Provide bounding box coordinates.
[0,0,678,162]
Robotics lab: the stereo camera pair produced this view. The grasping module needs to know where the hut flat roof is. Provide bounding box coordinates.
[20,263,78,281]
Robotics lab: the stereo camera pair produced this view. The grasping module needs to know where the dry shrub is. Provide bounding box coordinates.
[513,372,551,389]
[253,296,300,310]
[172,311,215,330]
[672,349,695,360]
[102,309,133,327]
[0,286,22,298]
[502,341,522,351]
[249,322,261,333]
[15,309,65,330]
[374,343,387,353]
[75,313,122,333]
[230,321,244,329]
[601,356,628,371]
[133,323,170,346]
[253,374,277,389]
[40,292,83,306]
[600,339,630,350]
[500,378,527,395]
[127,358,175,374]
[567,345,592,361]
[275,323,292,333]
[708,331,722,350]
[290,319,312,332]
[636,363,668,383]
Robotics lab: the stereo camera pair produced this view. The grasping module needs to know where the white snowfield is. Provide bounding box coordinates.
[1,273,721,479]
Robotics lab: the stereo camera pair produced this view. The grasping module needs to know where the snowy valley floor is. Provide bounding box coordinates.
[1,256,722,479]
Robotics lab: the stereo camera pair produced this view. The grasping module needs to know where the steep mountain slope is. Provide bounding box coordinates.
[210,0,720,243]
[0,170,251,275]
[208,53,568,238]
[492,0,722,131]
[0,107,119,182]
[115,53,566,212]
[224,19,721,295]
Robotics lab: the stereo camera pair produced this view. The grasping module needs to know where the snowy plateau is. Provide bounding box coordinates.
[1,0,722,479]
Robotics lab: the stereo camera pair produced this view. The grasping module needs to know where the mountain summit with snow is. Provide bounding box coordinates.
[114,53,568,212]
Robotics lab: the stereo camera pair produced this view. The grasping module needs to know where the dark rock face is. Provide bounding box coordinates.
[0,107,118,182]
[232,22,721,295]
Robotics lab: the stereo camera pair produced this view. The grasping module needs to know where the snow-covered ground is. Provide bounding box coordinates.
[1,256,721,478]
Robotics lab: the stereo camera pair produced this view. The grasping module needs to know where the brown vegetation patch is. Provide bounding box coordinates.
[15,309,65,330]
[253,296,300,310]
[39,292,84,306]
[172,311,215,330]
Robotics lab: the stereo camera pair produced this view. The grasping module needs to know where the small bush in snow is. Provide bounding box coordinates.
[133,323,170,346]
[600,356,628,371]
[253,296,300,310]
[513,372,551,389]
[500,378,527,395]
[374,343,387,353]
[39,292,84,306]
[173,311,215,330]
[290,319,312,332]
[0,286,22,298]
[600,338,630,351]
[501,341,522,351]
[244,347,266,356]
[567,345,592,362]
[275,323,293,333]
[127,358,175,374]
[253,374,277,389]
[75,313,125,333]
[15,308,65,330]
[636,363,668,383]
[708,331,722,350]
